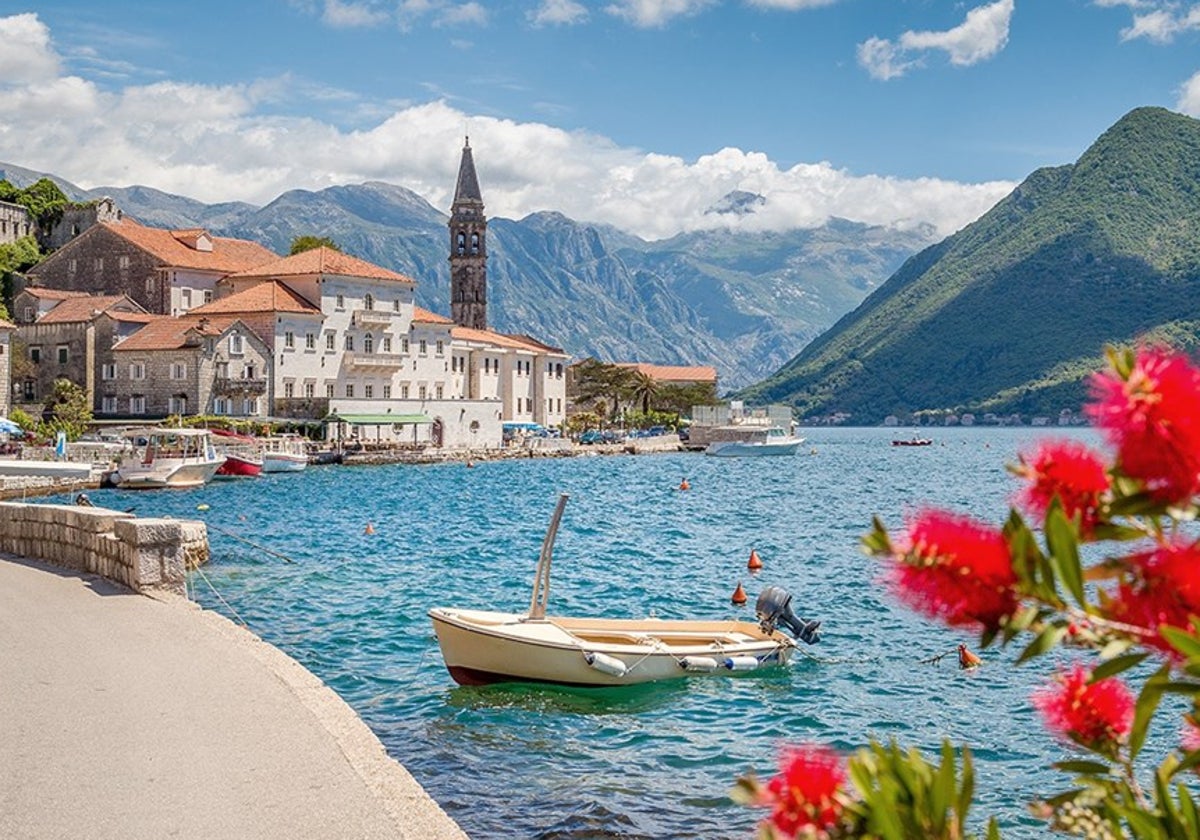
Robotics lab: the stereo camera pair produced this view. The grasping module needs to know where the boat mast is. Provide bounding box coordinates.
[528,493,569,620]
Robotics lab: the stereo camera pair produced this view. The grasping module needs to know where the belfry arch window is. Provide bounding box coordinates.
[470,233,480,253]
[456,232,466,254]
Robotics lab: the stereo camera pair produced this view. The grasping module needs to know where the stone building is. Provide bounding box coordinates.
[0,318,13,417]
[108,315,271,419]
[449,138,488,330]
[0,200,34,247]
[37,196,122,251]
[12,294,151,409]
[613,362,719,391]
[25,218,278,316]
[11,288,89,325]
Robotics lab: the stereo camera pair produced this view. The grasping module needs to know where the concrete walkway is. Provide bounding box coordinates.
[0,555,468,840]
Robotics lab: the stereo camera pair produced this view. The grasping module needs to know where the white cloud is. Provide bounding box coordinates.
[0,12,1013,242]
[530,0,590,26]
[0,12,60,84]
[434,2,489,27]
[321,0,391,28]
[604,0,717,28]
[858,0,1014,80]
[1119,4,1200,42]
[1178,70,1200,115]
[743,0,840,9]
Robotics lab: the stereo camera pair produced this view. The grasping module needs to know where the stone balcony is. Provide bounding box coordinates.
[344,351,406,369]
[213,376,267,396]
[353,309,401,327]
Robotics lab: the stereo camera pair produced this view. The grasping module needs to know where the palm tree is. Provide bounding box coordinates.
[628,371,660,414]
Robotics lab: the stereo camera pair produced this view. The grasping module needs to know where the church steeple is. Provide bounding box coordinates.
[449,137,487,330]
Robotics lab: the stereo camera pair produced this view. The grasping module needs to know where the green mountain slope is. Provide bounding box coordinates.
[741,107,1200,423]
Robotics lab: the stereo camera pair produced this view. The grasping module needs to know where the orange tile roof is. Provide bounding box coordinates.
[452,326,562,353]
[615,362,718,383]
[35,295,144,325]
[190,281,321,315]
[114,314,244,352]
[227,246,416,283]
[20,288,89,301]
[413,306,454,324]
[102,219,278,272]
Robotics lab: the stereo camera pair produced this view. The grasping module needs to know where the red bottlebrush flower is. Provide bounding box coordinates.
[1015,439,1110,534]
[1181,718,1200,757]
[1033,663,1134,752]
[886,509,1018,630]
[1086,348,1200,503]
[758,745,847,838]
[1104,540,1200,657]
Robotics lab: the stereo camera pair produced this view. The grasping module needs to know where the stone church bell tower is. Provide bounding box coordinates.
[449,137,487,330]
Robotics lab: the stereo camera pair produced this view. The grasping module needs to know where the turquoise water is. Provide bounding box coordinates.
[53,427,1158,838]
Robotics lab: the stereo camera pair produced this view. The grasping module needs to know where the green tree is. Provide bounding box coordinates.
[628,370,660,414]
[42,379,92,441]
[569,359,638,422]
[290,235,341,255]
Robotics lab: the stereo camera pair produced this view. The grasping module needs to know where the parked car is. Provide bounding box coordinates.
[579,430,603,445]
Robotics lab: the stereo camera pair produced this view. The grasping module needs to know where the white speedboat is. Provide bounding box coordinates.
[114,428,223,489]
[259,434,308,473]
[705,427,804,457]
[429,495,821,687]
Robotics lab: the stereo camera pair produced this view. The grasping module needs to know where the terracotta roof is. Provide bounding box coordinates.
[19,288,89,301]
[227,246,416,284]
[452,326,560,353]
[101,219,278,272]
[106,311,159,325]
[413,306,454,324]
[614,362,718,383]
[35,295,145,325]
[190,281,321,315]
[114,314,244,352]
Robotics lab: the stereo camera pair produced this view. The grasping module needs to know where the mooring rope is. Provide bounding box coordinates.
[191,563,249,628]
[206,523,295,564]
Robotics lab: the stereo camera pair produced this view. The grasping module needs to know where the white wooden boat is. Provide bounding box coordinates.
[429,495,821,687]
[705,427,804,457]
[114,428,223,489]
[259,434,308,473]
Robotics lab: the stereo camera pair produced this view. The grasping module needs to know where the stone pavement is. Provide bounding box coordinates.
[0,554,469,840]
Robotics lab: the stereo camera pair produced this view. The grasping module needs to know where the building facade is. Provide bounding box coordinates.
[0,319,13,417]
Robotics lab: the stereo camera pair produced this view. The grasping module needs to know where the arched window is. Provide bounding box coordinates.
[364,293,374,311]
[364,334,374,354]
[456,232,466,254]
[470,233,480,253]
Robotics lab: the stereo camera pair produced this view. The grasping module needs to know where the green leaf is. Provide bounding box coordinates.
[1090,651,1151,681]
[1017,624,1068,665]
[862,517,893,557]
[1160,625,1200,660]
[985,817,1001,840]
[1172,750,1200,778]
[1131,664,1171,761]
[1044,503,1086,606]
[1052,759,1113,776]
[957,745,975,825]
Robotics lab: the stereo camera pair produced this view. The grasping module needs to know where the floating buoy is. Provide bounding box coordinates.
[679,478,690,491]
[724,656,759,671]
[747,549,763,571]
[364,522,375,535]
[731,581,747,605]
[196,503,210,511]
[584,651,627,677]
[957,644,982,669]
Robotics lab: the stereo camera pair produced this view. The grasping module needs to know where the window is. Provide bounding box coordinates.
[29,347,40,364]
[305,333,315,350]
[304,382,314,398]
[131,395,146,414]
[119,255,129,269]
[345,384,354,398]
[130,362,145,380]
[326,332,335,351]
[326,383,335,399]
[244,364,256,379]
[336,294,345,309]
[94,257,103,271]
[243,397,258,415]
[169,396,188,415]
[170,363,187,380]
[556,363,563,378]
[382,336,392,353]
[419,339,427,355]
[284,331,295,349]
[101,396,117,413]
[401,385,410,399]
[68,259,77,273]
[284,382,294,398]
[345,335,354,352]
[214,397,229,415]
[216,361,228,378]
[22,306,32,323]
[101,363,116,380]
[364,334,374,354]
[364,293,374,311]
[436,340,444,356]
[435,384,443,400]
[204,290,213,304]
[230,334,245,355]
[364,384,374,399]
[401,338,409,354]
[392,299,400,312]
[418,385,427,400]
[383,384,392,399]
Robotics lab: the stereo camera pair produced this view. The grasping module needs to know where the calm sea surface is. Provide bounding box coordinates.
[49,426,1178,839]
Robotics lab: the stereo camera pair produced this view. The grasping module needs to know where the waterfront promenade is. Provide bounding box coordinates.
[0,553,468,840]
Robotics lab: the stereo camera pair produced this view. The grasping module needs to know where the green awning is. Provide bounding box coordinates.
[325,413,434,425]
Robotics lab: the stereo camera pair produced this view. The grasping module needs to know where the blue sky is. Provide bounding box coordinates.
[0,1,1198,240]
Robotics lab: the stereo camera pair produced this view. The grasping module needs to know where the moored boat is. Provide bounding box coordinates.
[704,426,804,457]
[259,434,308,473]
[892,437,933,446]
[429,495,821,687]
[114,428,224,489]
[211,428,264,477]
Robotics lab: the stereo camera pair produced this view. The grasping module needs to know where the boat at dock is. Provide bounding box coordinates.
[211,429,264,477]
[429,495,821,687]
[704,426,805,457]
[113,428,224,489]
[259,434,308,473]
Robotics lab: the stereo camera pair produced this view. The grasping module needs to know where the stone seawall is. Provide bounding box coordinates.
[0,502,208,595]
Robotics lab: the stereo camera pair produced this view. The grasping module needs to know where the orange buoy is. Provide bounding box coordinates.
[957,644,982,669]
[731,581,747,605]
[364,522,375,535]
[747,548,763,571]
[679,478,690,491]
[466,460,475,468]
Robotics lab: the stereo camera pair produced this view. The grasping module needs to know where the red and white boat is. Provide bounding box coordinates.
[259,434,308,473]
[211,429,264,477]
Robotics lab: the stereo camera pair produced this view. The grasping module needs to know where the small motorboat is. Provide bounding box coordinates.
[114,428,224,489]
[704,426,804,457]
[212,429,264,477]
[259,434,308,473]
[892,437,933,447]
[429,495,822,687]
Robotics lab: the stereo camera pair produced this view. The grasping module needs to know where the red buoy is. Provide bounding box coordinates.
[747,548,763,571]
[731,581,747,605]
[957,644,982,669]
[679,478,690,491]
[364,522,375,535]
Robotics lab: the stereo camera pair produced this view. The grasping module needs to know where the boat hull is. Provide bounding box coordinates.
[115,459,222,489]
[261,453,307,473]
[429,608,795,687]
[705,439,803,457]
[216,454,263,477]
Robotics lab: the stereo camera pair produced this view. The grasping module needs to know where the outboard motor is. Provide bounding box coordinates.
[756,585,821,645]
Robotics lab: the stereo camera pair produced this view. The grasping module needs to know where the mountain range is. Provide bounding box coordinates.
[0,162,936,390]
[740,106,1200,424]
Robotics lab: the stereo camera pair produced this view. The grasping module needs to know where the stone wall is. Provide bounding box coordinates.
[0,502,208,595]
